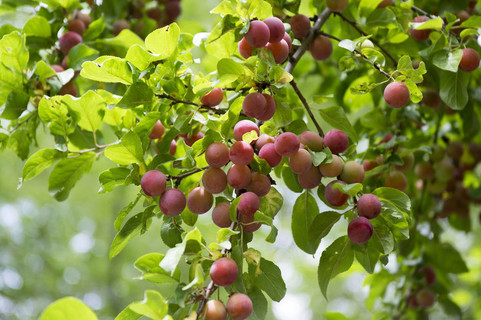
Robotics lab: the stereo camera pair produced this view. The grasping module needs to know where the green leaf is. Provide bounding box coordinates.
[98,29,144,57]
[0,31,29,71]
[67,44,99,70]
[359,0,383,17]
[48,152,96,201]
[83,16,105,41]
[255,258,286,302]
[1,90,29,120]
[246,286,268,320]
[433,49,463,73]
[117,82,154,109]
[81,57,133,85]
[332,182,363,196]
[410,17,443,30]
[292,191,320,254]
[126,45,162,71]
[217,58,245,86]
[372,187,411,240]
[39,297,97,320]
[35,61,56,80]
[110,206,155,259]
[114,194,142,231]
[105,131,144,165]
[22,148,66,182]
[259,187,283,218]
[425,243,468,274]
[440,70,469,110]
[460,15,481,28]
[98,167,131,193]
[161,219,183,248]
[318,105,358,142]
[145,23,180,57]
[318,236,354,299]
[159,228,202,275]
[370,217,395,254]
[62,91,106,132]
[281,166,303,193]
[22,16,51,37]
[308,211,342,250]
[114,307,141,320]
[129,290,168,320]
[352,241,380,274]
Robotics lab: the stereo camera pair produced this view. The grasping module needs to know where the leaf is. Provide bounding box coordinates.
[83,17,105,41]
[332,182,363,196]
[48,152,96,201]
[425,243,468,274]
[80,57,133,85]
[292,191,320,254]
[126,45,162,71]
[98,167,131,193]
[372,187,412,240]
[460,15,481,28]
[255,258,286,302]
[39,297,97,320]
[114,194,142,231]
[433,49,463,73]
[145,23,180,57]
[318,236,354,299]
[217,58,245,86]
[359,0,383,17]
[62,91,106,132]
[22,148,66,182]
[259,187,283,218]
[1,90,29,120]
[117,82,154,109]
[105,131,144,165]
[129,290,168,320]
[22,16,51,37]
[440,70,469,110]
[352,241,380,274]
[370,217,395,254]
[161,219,183,248]
[67,44,99,70]
[318,105,358,142]
[281,166,303,193]
[410,17,443,30]
[308,211,342,249]
[246,286,268,320]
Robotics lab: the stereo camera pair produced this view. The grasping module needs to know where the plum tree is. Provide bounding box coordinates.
[309,35,333,61]
[384,82,410,108]
[324,180,349,206]
[149,121,165,140]
[233,120,260,142]
[299,131,323,152]
[204,300,227,320]
[210,257,238,287]
[205,142,230,168]
[229,141,254,166]
[237,192,260,217]
[340,161,365,184]
[319,155,343,177]
[263,17,285,43]
[159,189,186,217]
[459,48,480,72]
[201,88,224,106]
[187,187,214,214]
[141,170,167,197]
[274,132,300,156]
[227,165,251,189]
[325,0,348,12]
[226,293,253,320]
[410,16,431,41]
[59,31,82,54]
[245,20,270,48]
[242,92,267,119]
[202,168,227,194]
[348,216,373,244]
[289,14,310,39]
[289,148,312,174]
[357,194,382,219]
[324,129,349,154]
[212,202,232,228]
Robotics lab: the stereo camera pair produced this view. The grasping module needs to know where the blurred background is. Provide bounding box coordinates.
[1,0,481,319]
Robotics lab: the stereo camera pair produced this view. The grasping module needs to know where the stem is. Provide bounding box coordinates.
[290,80,324,136]
[334,12,398,66]
[285,8,332,74]
[168,166,209,187]
[156,93,226,115]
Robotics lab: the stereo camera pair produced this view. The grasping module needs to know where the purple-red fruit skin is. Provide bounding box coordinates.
[237,192,260,217]
[263,17,285,43]
[227,293,253,320]
[141,170,166,197]
[384,82,410,108]
[210,257,238,287]
[59,31,82,54]
[324,180,349,207]
[212,202,232,228]
[357,194,382,219]
[274,132,300,156]
[348,216,373,245]
[206,142,230,168]
[245,20,270,48]
[324,129,349,154]
[159,189,186,217]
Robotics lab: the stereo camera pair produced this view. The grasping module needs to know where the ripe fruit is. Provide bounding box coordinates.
[341,161,365,184]
[141,170,167,197]
[415,162,435,180]
[59,31,82,54]
[227,165,251,189]
[183,132,204,147]
[212,202,232,228]
[289,149,312,174]
[238,38,253,59]
[75,12,92,27]
[201,88,224,107]
[299,131,323,152]
[357,194,382,219]
[230,141,254,166]
[246,172,271,197]
[274,132,300,156]
[58,81,78,96]
[266,39,289,64]
[324,180,349,207]
[283,32,292,51]
[187,187,214,214]
[326,0,348,12]
[377,0,392,8]
[202,168,227,194]
[324,129,349,154]
[319,155,344,177]
[149,121,165,140]
[290,14,311,39]
[257,94,276,121]
[259,143,282,167]
[263,17,285,43]
[113,20,131,35]
[227,293,253,320]
[298,164,322,189]
[233,120,260,142]
[205,142,230,168]
[410,16,431,41]
[159,189,186,217]
[242,92,267,119]
[419,266,436,286]
[245,20,270,48]
[309,35,333,61]
[237,192,260,217]
[239,214,261,232]
[459,48,480,72]
[51,65,64,73]
[204,300,227,320]
[255,134,275,150]
[384,82,410,108]
[348,216,373,245]
[385,170,407,191]
[169,140,177,156]
[210,257,238,287]
[68,19,86,35]
[415,288,436,308]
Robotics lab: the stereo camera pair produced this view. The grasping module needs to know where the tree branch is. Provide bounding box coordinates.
[156,93,225,115]
[285,8,332,74]
[168,166,209,187]
[333,12,398,66]
[290,80,324,136]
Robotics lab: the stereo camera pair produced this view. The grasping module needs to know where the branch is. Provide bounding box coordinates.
[285,8,332,74]
[319,31,392,79]
[334,12,398,66]
[168,166,209,187]
[290,80,324,136]
[156,93,225,115]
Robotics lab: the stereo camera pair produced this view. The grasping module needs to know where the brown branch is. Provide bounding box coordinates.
[168,166,209,187]
[334,12,398,66]
[290,80,324,136]
[285,8,332,74]
[156,93,225,115]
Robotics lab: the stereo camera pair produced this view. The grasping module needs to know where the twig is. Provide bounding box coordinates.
[156,93,225,114]
[285,8,332,74]
[319,31,392,79]
[290,80,324,136]
[334,12,398,66]
[168,166,209,185]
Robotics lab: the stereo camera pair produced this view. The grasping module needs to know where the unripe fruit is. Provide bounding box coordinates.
[259,143,282,167]
[341,161,365,184]
[394,153,414,172]
[68,19,86,35]
[298,164,322,189]
[348,216,373,244]
[242,92,267,119]
[324,129,349,154]
[237,192,260,217]
[430,145,445,162]
[202,168,227,194]
[230,141,254,166]
[436,159,454,181]
[419,266,436,286]
[357,194,382,219]
[149,121,165,140]
[263,17,285,43]
[113,20,131,35]
[212,202,232,228]
[415,162,434,180]
[233,120,260,142]
[325,0,348,12]
[202,88,224,107]
[385,170,407,191]
[319,154,344,177]
[289,14,311,39]
[410,16,431,41]
[266,39,289,64]
[415,288,436,308]
[238,38,253,59]
[274,132,300,156]
[227,293,253,320]
[210,257,238,287]
[59,31,82,54]
[227,165,251,189]
[159,189,186,217]
[384,82,410,108]
[459,48,480,72]
[289,149,312,174]
[141,170,167,197]
[206,142,230,168]
[309,35,333,61]
[204,300,227,320]
[245,20,270,48]
[246,172,271,197]
[187,187,213,215]
[299,131,323,152]
[257,94,276,121]
[324,180,349,207]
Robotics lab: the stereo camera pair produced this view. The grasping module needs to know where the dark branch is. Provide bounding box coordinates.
[156,93,225,114]
[290,80,324,136]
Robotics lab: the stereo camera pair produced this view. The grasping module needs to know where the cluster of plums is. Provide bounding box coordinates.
[128,0,181,38]
[202,257,253,320]
[407,266,437,309]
